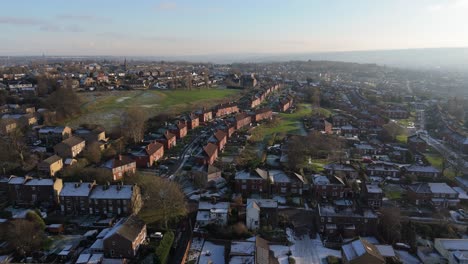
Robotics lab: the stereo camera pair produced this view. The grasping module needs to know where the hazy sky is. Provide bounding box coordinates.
[1,0,467,56]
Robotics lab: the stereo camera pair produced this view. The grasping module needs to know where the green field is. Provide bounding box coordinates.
[64,88,241,129]
[250,104,331,143]
[424,152,444,169]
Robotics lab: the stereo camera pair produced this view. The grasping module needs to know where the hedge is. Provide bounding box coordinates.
[155,231,175,264]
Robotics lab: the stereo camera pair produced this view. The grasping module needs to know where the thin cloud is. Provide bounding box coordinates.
[97,32,129,39]
[155,1,178,11]
[39,24,61,32]
[0,16,45,25]
[154,1,223,12]
[64,25,85,33]
[56,14,112,23]
[427,0,468,11]
[0,16,85,33]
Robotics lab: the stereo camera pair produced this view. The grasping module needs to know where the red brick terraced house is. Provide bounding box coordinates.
[268,170,306,196]
[196,108,213,123]
[130,142,164,168]
[169,121,188,139]
[59,181,96,215]
[103,215,147,259]
[252,108,273,123]
[234,112,252,130]
[311,174,352,201]
[407,182,459,208]
[234,168,270,196]
[157,131,177,150]
[214,102,239,117]
[88,184,142,216]
[102,155,137,181]
[198,143,219,165]
[209,129,227,151]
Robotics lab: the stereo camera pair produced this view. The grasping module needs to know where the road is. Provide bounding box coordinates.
[171,131,206,177]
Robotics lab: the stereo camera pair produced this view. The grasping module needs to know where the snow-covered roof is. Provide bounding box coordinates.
[366,184,383,194]
[38,126,67,134]
[312,175,330,185]
[324,163,356,172]
[97,228,110,239]
[246,199,277,209]
[8,176,26,184]
[76,253,91,264]
[198,201,230,211]
[435,239,468,251]
[230,241,255,255]
[319,204,377,219]
[60,182,95,197]
[24,178,54,186]
[453,187,468,200]
[376,245,396,257]
[428,183,457,194]
[90,239,104,251]
[89,185,134,200]
[269,170,290,183]
[406,165,440,173]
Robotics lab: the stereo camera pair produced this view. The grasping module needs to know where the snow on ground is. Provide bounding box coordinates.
[198,241,225,264]
[115,97,130,103]
[269,244,290,264]
[186,237,204,263]
[272,229,341,264]
[396,250,421,264]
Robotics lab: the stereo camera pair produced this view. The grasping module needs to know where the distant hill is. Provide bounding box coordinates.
[148,47,468,71]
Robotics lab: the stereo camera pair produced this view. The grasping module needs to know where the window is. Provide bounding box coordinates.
[327,217,332,223]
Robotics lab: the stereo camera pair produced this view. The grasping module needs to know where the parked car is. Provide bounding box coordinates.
[150,232,163,239]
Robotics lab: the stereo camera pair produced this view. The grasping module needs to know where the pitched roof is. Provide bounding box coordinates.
[103,156,135,169]
[214,130,227,142]
[60,182,95,197]
[145,142,163,156]
[42,155,62,164]
[342,238,384,263]
[203,143,218,158]
[104,215,145,242]
[60,136,85,147]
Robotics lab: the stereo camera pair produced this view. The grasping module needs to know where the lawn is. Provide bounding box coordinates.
[424,153,444,170]
[64,88,241,129]
[250,104,330,143]
[383,184,403,200]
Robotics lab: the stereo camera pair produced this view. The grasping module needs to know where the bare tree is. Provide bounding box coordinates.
[7,212,46,257]
[83,141,102,164]
[379,207,401,244]
[7,128,28,165]
[121,107,147,144]
[46,80,81,120]
[136,177,186,228]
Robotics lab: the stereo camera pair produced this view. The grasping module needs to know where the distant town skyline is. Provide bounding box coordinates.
[1,0,468,56]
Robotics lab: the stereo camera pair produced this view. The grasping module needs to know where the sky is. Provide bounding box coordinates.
[0,0,468,56]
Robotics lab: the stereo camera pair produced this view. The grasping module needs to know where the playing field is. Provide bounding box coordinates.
[64,88,241,129]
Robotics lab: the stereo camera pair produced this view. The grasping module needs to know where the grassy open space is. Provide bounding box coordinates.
[383,184,403,200]
[250,104,331,144]
[424,152,444,170]
[64,88,241,129]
